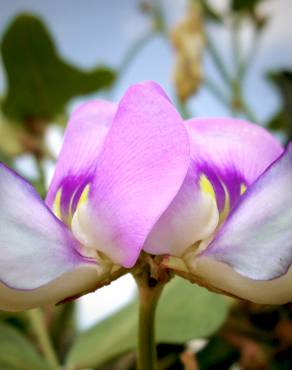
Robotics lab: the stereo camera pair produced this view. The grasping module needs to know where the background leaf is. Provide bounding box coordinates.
[268,70,292,140]
[1,14,116,122]
[198,0,222,23]
[156,276,229,343]
[67,277,229,369]
[231,0,262,12]
[0,322,50,370]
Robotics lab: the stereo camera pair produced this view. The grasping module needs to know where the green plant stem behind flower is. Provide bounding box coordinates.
[134,264,169,370]
[136,279,164,370]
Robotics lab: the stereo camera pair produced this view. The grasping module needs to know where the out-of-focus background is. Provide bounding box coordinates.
[0,1,292,369]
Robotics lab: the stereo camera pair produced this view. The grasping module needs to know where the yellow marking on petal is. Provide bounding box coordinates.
[199,174,234,224]
[219,182,245,224]
[53,189,62,220]
[240,183,247,195]
[200,175,215,201]
[219,182,230,223]
[67,189,78,225]
[76,185,90,210]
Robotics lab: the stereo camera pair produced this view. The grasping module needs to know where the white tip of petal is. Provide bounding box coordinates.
[187,256,292,304]
[0,265,100,312]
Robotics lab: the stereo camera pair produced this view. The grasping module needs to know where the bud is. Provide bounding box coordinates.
[171,4,205,102]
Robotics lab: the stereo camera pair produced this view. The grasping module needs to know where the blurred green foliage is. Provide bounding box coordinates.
[198,1,222,23]
[1,14,116,122]
[268,71,292,141]
[67,277,229,369]
[0,322,50,370]
[231,0,262,12]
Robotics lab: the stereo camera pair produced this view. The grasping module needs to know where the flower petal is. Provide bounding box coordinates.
[188,258,292,304]
[46,100,116,222]
[0,164,99,310]
[187,143,292,304]
[72,81,190,267]
[0,266,99,311]
[185,118,283,210]
[143,162,219,256]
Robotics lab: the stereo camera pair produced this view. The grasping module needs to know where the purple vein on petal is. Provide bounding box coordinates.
[185,117,283,213]
[46,100,117,222]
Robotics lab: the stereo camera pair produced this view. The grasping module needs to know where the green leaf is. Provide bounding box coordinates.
[67,301,137,369]
[199,1,222,23]
[1,14,116,122]
[267,111,286,131]
[270,71,292,117]
[67,277,229,369]
[156,277,229,343]
[269,70,292,139]
[231,0,261,12]
[0,322,50,370]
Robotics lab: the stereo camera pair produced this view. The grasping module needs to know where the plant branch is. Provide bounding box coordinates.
[134,272,165,370]
[118,30,156,81]
[205,32,231,87]
[204,78,230,106]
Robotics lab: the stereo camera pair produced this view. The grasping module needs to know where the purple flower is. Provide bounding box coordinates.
[1,81,291,311]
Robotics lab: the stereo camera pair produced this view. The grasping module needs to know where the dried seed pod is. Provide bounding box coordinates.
[171,4,205,102]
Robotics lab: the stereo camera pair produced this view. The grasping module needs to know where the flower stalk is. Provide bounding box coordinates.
[135,275,164,370]
[134,258,170,370]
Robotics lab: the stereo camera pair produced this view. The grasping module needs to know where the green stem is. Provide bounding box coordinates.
[238,24,261,83]
[204,17,259,122]
[231,15,241,81]
[27,309,60,370]
[205,32,231,87]
[204,78,230,106]
[118,31,155,84]
[152,0,167,33]
[135,275,165,370]
[229,16,259,122]
[106,29,155,100]
[34,156,47,198]
[240,98,258,122]
[176,95,192,119]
